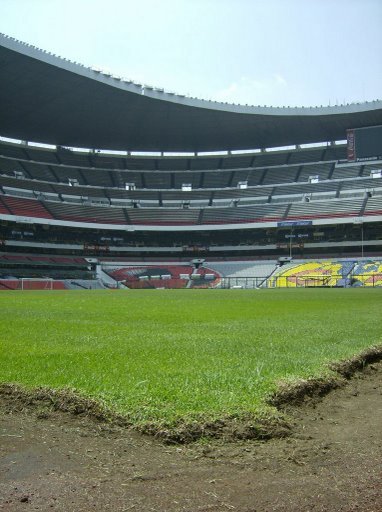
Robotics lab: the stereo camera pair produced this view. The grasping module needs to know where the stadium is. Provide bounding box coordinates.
[0,32,382,290]
[1,25,382,512]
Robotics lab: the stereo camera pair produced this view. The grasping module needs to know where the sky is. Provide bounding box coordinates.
[0,0,381,108]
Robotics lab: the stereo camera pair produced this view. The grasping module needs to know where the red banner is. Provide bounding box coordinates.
[347,129,356,161]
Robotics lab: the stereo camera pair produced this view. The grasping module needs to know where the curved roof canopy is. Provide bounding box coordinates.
[1,33,382,152]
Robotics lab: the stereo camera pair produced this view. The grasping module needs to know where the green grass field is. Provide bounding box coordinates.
[1,289,381,430]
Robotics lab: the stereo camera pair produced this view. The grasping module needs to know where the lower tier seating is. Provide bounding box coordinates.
[352,261,382,286]
[267,259,382,287]
[0,279,66,290]
[105,265,221,289]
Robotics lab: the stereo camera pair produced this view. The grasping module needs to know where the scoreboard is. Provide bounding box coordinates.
[347,125,382,161]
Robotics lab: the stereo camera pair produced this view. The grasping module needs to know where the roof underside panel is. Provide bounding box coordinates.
[1,36,382,152]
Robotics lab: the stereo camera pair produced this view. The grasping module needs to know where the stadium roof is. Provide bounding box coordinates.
[1,33,382,153]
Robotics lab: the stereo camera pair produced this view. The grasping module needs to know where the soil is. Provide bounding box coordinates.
[1,361,381,512]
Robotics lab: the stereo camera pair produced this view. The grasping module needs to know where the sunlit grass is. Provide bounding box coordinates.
[1,289,381,426]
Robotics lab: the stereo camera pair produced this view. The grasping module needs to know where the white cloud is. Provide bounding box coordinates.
[273,73,287,86]
[213,74,289,106]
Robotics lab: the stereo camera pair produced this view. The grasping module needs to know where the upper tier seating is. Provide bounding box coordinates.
[0,141,350,190]
[2,141,348,170]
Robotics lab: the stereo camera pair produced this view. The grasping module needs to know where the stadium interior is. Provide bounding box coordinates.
[0,33,382,289]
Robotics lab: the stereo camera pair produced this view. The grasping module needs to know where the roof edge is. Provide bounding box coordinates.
[1,32,381,117]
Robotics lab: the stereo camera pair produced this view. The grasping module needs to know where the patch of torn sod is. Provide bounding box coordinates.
[1,344,381,444]
[0,383,290,443]
[270,344,382,408]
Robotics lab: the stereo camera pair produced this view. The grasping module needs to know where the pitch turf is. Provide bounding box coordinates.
[1,289,381,429]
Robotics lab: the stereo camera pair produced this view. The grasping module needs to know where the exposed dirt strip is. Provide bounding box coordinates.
[0,352,381,511]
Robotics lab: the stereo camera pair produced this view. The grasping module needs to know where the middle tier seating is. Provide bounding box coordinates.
[0,138,381,227]
[1,189,382,225]
[0,195,53,218]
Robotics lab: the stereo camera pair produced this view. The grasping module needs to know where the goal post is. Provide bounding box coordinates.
[18,278,54,290]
